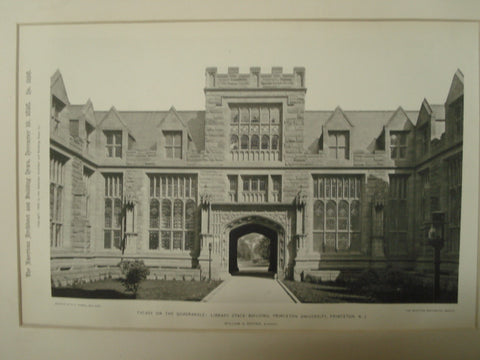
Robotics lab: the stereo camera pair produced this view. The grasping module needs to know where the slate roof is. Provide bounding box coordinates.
[51,70,69,105]
[303,110,420,152]
[90,107,433,153]
[94,110,205,151]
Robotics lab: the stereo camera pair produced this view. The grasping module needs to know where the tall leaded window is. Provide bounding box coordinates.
[50,152,67,248]
[229,104,282,161]
[163,131,182,159]
[104,174,123,249]
[447,155,462,253]
[390,131,407,159]
[328,131,349,160]
[313,176,361,252]
[387,175,408,255]
[105,131,122,158]
[148,175,197,251]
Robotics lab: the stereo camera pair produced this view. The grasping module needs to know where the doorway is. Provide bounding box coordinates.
[229,223,278,277]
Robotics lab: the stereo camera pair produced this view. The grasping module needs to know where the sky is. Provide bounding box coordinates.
[23,21,477,111]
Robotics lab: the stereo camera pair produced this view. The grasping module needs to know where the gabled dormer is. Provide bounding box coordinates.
[50,70,69,135]
[445,69,464,144]
[383,106,414,161]
[321,106,353,160]
[64,100,97,155]
[415,99,435,157]
[97,106,136,159]
[79,100,96,154]
[156,106,192,160]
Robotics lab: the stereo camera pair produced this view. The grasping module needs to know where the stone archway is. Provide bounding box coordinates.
[223,215,286,279]
[229,223,278,275]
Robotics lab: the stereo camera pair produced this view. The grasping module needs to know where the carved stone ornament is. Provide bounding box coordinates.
[295,189,308,209]
[200,191,212,208]
[123,193,136,209]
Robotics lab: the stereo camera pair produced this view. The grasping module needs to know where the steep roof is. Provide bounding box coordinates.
[430,104,445,120]
[94,110,205,151]
[50,70,69,105]
[446,69,464,105]
[97,106,136,140]
[325,106,354,128]
[304,109,419,152]
[66,100,96,128]
[385,107,414,130]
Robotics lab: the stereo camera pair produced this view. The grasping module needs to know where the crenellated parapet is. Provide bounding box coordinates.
[205,67,305,89]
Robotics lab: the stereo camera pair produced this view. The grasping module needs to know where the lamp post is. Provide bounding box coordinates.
[208,242,212,281]
[427,211,445,302]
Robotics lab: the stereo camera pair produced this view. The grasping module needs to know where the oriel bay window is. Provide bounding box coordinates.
[313,176,362,252]
[149,175,197,251]
[50,152,67,248]
[229,103,282,161]
[104,174,123,249]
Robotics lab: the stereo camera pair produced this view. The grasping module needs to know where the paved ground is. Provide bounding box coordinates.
[203,274,296,303]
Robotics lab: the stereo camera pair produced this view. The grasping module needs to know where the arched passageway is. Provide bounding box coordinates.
[229,223,278,276]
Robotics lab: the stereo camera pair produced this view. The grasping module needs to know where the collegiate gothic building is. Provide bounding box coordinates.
[50,67,463,286]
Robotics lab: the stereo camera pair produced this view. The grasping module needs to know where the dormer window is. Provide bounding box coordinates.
[164,131,182,159]
[390,131,407,159]
[328,131,349,160]
[51,96,65,133]
[105,130,122,158]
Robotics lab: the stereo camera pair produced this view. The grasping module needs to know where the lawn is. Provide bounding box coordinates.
[282,280,457,304]
[52,279,223,301]
[282,280,375,303]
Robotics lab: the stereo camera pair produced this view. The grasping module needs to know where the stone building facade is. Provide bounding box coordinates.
[50,67,463,286]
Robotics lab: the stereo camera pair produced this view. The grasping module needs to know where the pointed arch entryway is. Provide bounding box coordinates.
[224,215,286,279]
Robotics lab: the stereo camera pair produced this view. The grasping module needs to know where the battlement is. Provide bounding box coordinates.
[205,66,305,89]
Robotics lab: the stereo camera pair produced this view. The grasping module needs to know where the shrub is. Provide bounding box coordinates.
[118,260,150,297]
[350,268,381,292]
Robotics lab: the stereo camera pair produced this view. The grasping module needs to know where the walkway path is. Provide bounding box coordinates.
[203,274,297,303]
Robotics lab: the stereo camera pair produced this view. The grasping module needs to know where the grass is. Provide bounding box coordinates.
[282,280,457,304]
[282,280,375,303]
[52,279,223,301]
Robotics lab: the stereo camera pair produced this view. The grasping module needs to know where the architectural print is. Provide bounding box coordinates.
[50,67,463,300]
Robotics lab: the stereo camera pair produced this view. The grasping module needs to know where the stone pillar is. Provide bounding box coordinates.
[123,196,137,254]
[198,190,218,278]
[294,190,307,253]
[199,190,212,237]
[292,189,319,281]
